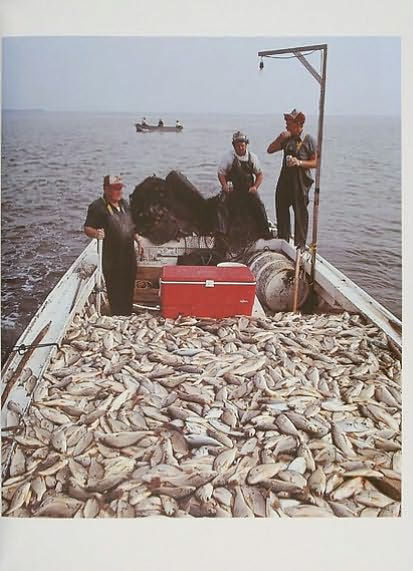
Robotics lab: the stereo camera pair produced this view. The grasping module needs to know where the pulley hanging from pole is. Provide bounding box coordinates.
[257,43,328,308]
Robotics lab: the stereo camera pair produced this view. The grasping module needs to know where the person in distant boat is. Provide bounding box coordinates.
[217,130,270,238]
[176,120,181,128]
[267,109,317,250]
[158,119,164,127]
[142,117,148,126]
[84,175,143,316]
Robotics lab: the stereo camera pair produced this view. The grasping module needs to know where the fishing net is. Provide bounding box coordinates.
[129,175,182,244]
[129,170,270,257]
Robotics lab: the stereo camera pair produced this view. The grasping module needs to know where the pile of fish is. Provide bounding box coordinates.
[2,308,402,518]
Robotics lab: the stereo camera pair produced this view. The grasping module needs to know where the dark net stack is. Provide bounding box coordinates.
[129,170,270,257]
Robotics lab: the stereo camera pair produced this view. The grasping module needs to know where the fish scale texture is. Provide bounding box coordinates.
[2,308,401,518]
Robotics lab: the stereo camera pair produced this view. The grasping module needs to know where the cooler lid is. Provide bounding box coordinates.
[161,265,255,284]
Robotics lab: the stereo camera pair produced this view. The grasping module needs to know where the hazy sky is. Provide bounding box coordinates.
[2,36,400,115]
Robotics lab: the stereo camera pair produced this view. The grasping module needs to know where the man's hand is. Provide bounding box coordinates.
[248,185,258,194]
[267,131,291,154]
[135,235,144,258]
[280,130,291,140]
[287,157,301,167]
[137,242,144,259]
[96,228,105,240]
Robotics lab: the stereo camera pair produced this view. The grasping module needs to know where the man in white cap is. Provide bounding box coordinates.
[217,131,270,239]
[84,175,142,315]
[267,109,317,249]
[218,131,263,195]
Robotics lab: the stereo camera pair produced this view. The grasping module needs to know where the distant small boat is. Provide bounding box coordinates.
[135,122,183,133]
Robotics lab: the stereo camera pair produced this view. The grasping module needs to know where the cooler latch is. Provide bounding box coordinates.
[205,280,215,288]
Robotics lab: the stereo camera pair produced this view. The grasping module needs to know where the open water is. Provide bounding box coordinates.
[1,111,401,362]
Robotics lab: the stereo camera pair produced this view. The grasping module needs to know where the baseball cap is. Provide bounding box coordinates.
[103,175,123,187]
[283,109,306,124]
[232,131,249,144]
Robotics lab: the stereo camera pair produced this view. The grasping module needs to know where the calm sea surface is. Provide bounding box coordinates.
[1,111,401,362]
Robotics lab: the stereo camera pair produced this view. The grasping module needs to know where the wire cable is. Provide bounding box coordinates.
[262,49,318,60]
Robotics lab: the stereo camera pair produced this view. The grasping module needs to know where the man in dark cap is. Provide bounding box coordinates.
[267,109,317,249]
[217,131,270,240]
[84,175,142,316]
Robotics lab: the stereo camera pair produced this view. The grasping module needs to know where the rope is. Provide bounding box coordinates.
[308,242,317,255]
[135,280,153,289]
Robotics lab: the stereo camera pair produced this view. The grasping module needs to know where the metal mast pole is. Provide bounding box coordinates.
[310,46,328,290]
[258,44,328,299]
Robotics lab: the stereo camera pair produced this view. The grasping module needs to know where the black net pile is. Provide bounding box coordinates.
[130,172,207,244]
[129,170,270,257]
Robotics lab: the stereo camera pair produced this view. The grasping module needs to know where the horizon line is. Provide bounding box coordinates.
[2,108,402,117]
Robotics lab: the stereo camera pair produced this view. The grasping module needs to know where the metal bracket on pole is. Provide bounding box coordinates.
[291,50,322,84]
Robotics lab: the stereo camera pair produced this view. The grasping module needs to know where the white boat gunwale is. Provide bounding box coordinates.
[279,239,401,348]
[1,242,98,425]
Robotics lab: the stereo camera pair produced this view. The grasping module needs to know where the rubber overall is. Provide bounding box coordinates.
[85,198,137,315]
[225,153,270,237]
[276,134,315,249]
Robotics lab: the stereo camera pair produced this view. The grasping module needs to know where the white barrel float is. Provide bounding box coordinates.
[247,251,309,311]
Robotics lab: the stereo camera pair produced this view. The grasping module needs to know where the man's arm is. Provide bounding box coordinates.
[288,153,317,169]
[134,233,144,258]
[300,153,317,169]
[249,171,263,193]
[218,172,230,192]
[267,131,291,154]
[84,226,104,240]
[295,134,317,168]
[218,152,233,192]
[84,202,105,240]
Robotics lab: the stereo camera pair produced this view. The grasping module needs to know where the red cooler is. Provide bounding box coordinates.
[160,265,256,318]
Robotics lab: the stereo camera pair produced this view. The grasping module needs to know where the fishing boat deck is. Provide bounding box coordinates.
[2,299,402,517]
[1,236,402,518]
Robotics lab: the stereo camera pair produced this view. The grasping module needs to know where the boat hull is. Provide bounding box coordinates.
[135,123,183,132]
